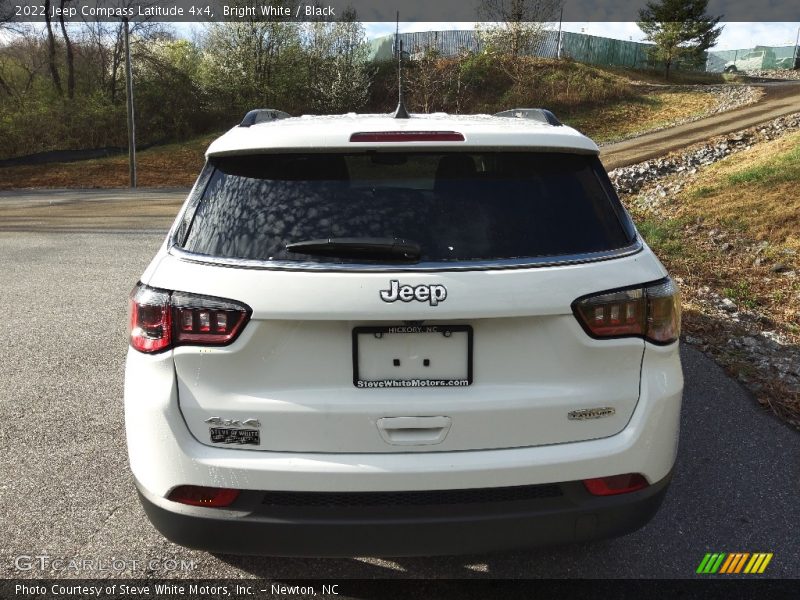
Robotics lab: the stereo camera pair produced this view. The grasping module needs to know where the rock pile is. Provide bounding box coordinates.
[685,286,800,397]
[701,84,762,114]
[742,69,800,81]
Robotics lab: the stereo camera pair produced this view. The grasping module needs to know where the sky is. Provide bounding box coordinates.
[363,22,800,51]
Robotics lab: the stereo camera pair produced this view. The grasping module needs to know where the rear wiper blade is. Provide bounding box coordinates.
[285,237,421,261]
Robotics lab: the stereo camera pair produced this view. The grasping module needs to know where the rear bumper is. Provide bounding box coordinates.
[136,470,673,557]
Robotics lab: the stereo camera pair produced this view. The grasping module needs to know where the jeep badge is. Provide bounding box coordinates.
[379,280,447,306]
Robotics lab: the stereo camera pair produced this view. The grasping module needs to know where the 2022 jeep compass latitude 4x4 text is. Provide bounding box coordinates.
[125,108,683,556]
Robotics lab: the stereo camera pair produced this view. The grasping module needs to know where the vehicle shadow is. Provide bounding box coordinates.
[212,537,616,579]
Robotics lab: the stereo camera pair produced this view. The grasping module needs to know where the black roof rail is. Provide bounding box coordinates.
[493,108,562,126]
[239,109,291,127]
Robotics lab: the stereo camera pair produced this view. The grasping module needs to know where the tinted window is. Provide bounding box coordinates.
[180,152,634,264]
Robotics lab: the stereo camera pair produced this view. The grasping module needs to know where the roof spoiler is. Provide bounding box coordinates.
[494,108,562,126]
[239,109,291,128]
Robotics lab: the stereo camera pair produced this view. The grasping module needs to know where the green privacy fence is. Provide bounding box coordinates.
[368,30,483,59]
[368,29,700,71]
[560,31,659,69]
[707,46,799,72]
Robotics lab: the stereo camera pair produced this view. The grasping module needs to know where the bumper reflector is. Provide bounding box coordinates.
[167,485,240,507]
[583,474,649,496]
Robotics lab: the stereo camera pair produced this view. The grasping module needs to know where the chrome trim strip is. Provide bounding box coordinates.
[168,239,643,273]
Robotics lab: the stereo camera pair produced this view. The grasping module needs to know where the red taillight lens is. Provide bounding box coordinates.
[574,287,646,338]
[572,278,680,344]
[583,474,649,496]
[128,283,251,353]
[167,485,240,507]
[349,131,465,142]
[129,285,171,353]
[171,291,249,345]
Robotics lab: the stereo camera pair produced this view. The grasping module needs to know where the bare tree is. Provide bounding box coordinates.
[476,0,561,56]
[58,0,75,98]
[43,0,63,95]
[0,32,49,104]
[79,1,172,102]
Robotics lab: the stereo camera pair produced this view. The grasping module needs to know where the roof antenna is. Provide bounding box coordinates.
[393,12,410,119]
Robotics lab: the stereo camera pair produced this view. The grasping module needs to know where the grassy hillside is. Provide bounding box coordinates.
[640,131,800,271]
[0,58,732,188]
[565,90,718,143]
[683,136,800,251]
[630,131,800,425]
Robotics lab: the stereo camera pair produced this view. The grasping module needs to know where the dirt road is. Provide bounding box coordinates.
[600,80,800,170]
[1,80,798,231]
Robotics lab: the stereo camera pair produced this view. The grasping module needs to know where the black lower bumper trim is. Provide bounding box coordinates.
[135,472,673,557]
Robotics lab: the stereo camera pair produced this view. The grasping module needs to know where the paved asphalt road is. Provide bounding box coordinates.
[0,230,798,580]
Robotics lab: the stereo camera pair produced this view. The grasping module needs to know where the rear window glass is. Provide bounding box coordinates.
[179,152,634,265]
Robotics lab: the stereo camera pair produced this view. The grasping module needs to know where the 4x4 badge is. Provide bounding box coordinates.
[205,417,261,428]
[379,280,447,306]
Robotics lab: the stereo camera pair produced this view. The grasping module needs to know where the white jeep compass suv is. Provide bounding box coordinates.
[125,108,683,556]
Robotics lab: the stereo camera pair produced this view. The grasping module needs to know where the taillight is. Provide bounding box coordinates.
[172,291,249,345]
[572,278,680,345]
[167,485,240,507]
[349,131,465,142]
[643,279,681,343]
[583,474,649,496]
[128,283,251,353]
[128,285,172,353]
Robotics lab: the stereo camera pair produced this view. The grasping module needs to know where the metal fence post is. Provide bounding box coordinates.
[122,17,136,189]
[557,6,563,59]
[794,26,800,68]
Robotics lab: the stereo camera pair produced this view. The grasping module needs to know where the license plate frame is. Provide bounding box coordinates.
[352,324,473,388]
[209,428,260,445]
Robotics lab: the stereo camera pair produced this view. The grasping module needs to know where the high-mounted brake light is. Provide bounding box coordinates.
[128,283,251,354]
[572,278,680,344]
[167,485,240,507]
[349,131,465,142]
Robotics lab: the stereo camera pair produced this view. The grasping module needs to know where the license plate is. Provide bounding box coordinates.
[352,325,473,388]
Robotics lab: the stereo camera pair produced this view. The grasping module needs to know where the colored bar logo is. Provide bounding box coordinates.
[696,553,773,574]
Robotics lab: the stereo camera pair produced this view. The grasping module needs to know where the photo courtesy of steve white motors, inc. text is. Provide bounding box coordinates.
[14,582,340,597]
